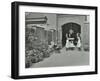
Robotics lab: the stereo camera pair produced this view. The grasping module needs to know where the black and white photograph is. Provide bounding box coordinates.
[11,1,97,79]
[25,12,90,68]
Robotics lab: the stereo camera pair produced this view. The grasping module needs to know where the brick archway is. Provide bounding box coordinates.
[62,22,81,47]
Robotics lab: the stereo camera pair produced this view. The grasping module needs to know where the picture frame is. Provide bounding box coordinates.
[11,1,98,79]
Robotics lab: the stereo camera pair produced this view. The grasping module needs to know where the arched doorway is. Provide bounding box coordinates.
[62,22,81,47]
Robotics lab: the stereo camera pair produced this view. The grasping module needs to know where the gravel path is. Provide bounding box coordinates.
[30,47,89,68]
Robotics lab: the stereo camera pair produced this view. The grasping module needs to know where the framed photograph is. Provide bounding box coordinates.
[11,1,98,79]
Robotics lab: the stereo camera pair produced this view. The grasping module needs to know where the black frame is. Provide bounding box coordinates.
[11,1,98,79]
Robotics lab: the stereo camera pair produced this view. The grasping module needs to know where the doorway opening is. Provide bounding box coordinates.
[62,22,81,47]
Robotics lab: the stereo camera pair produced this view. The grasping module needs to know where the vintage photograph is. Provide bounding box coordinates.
[11,2,97,79]
[25,12,90,68]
